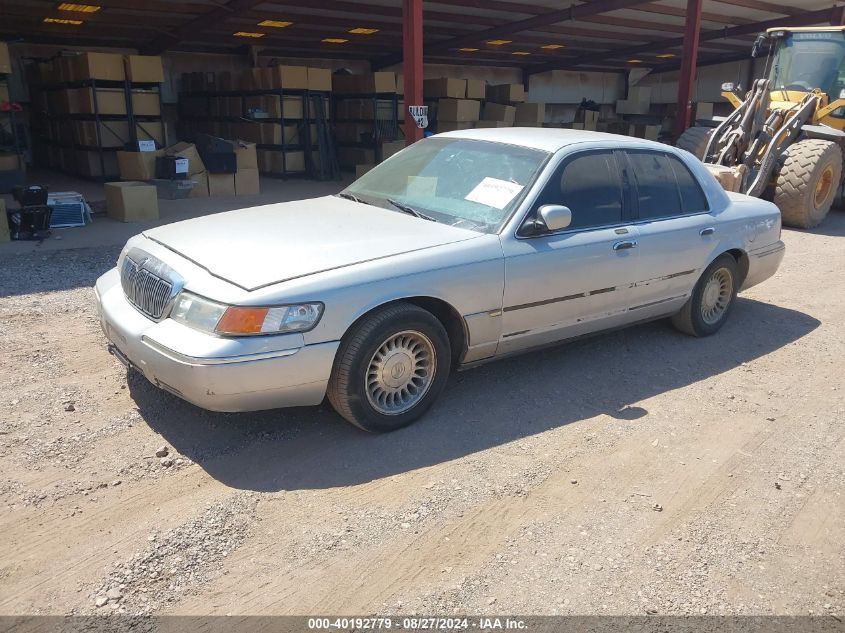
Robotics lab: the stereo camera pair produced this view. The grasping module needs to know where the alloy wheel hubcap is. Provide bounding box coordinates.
[366,330,436,415]
[701,268,732,325]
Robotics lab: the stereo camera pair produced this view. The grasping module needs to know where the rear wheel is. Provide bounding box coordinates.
[774,139,842,229]
[671,254,738,337]
[327,303,451,432]
[676,126,714,160]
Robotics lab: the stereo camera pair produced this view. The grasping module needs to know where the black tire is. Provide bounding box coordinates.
[671,254,739,337]
[774,139,842,229]
[676,126,714,160]
[327,302,451,432]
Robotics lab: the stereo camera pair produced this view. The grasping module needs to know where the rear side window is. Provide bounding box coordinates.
[626,150,709,219]
[532,151,623,230]
[667,154,709,212]
[626,151,683,219]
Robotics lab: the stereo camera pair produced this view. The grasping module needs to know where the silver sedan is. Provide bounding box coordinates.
[95,128,785,432]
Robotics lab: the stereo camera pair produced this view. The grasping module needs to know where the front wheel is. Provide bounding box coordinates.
[671,254,738,337]
[327,303,451,432]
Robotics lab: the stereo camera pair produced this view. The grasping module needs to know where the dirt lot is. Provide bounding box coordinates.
[0,214,843,618]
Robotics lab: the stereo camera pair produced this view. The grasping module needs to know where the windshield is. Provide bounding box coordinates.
[769,31,845,98]
[340,137,550,233]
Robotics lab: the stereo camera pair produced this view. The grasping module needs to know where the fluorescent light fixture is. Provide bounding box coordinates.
[512,51,531,56]
[627,59,643,63]
[322,38,349,44]
[57,3,101,12]
[459,48,479,52]
[541,44,565,50]
[233,31,265,38]
[44,17,83,24]
[487,39,512,45]
[257,20,292,28]
[656,53,676,58]
[349,27,379,35]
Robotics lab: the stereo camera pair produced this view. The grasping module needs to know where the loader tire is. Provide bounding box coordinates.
[676,126,713,160]
[774,139,842,229]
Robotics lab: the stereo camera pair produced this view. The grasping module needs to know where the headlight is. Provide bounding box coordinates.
[171,292,323,336]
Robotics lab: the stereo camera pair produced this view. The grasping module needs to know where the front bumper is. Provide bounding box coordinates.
[94,268,339,412]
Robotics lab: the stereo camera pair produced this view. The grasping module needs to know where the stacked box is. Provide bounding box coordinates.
[465,79,486,100]
[515,102,545,126]
[73,52,125,81]
[482,103,515,125]
[0,42,11,75]
[424,78,466,99]
[438,98,480,128]
[486,84,525,104]
[616,86,651,116]
[125,56,164,83]
[332,72,395,94]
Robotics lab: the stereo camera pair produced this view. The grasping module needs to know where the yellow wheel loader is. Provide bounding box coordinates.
[677,26,845,228]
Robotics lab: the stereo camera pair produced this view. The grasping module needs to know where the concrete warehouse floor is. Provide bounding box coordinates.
[0,170,352,254]
[0,175,842,617]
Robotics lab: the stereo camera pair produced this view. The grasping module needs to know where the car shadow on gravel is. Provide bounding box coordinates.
[130,298,820,492]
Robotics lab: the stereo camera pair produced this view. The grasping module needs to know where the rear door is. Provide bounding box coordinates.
[622,150,716,309]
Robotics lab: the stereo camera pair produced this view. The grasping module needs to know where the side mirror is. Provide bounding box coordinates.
[751,33,771,58]
[538,204,572,231]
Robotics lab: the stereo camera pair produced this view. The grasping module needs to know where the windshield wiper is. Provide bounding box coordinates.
[337,192,369,205]
[386,198,437,222]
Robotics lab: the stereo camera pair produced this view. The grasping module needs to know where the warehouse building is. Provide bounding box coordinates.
[0,0,839,239]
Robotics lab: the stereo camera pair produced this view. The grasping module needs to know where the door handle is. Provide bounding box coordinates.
[613,240,638,251]
[700,227,715,236]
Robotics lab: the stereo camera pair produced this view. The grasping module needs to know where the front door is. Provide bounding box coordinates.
[500,149,639,354]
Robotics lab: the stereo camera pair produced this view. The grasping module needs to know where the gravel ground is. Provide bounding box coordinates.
[0,215,843,617]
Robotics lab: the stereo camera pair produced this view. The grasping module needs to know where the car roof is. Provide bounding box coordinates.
[434,127,666,153]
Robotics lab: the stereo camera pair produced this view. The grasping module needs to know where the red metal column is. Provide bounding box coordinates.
[674,0,703,138]
[403,0,424,145]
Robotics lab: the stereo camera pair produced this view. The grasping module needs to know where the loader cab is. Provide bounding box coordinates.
[759,29,845,106]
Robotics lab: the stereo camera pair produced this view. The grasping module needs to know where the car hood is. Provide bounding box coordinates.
[143,195,482,291]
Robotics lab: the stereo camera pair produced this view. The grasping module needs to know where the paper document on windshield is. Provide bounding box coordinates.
[465,177,524,209]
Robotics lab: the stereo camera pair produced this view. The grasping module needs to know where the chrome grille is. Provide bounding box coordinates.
[120,256,173,319]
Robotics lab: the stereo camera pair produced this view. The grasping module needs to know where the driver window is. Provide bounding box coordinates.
[533,151,623,230]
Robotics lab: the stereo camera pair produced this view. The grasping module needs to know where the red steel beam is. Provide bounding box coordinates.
[403,0,424,145]
[674,0,704,137]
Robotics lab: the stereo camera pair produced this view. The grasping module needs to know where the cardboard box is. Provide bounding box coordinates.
[165,142,205,175]
[438,99,480,122]
[75,120,129,148]
[190,172,209,198]
[515,102,545,125]
[475,120,511,128]
[628,86,651,103]
[235,168,260,195]
[125,55,164,83]
[482,102,516,124]
[627,123,661,141]
[208,173,236,197]
[335,122,373,144]
[134,121,165,146]
[576,109,600,125]
[355,164,375,178]
[465,79,486,100]
[268,65,308,90]
[105,181,158,222]
[333,72,395,94]
[396,74,404,95]
[132,90,161,116]
[78,88,127,115]
[0,42,10,75]
[424,78,466,99]
[117,149,162,180]
[234,140,258,169]
[283,151,307,172]
[486,84,525,104]
[438,121,475,132]
[308,67,332,91]
[0,153,23,170]
[615,100,650,115]
[74,53,125,82]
